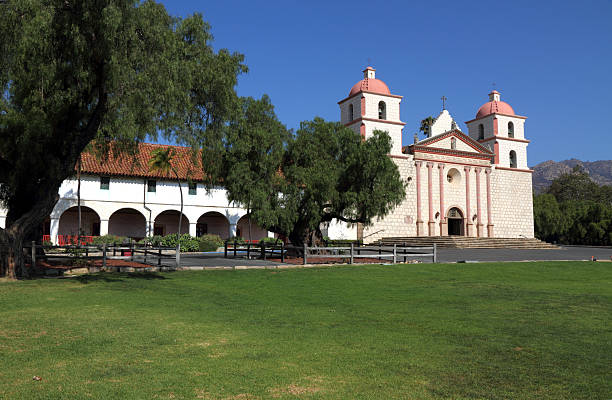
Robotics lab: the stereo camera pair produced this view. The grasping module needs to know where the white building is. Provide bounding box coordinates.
[334,67,534,242]
[0,143,269,244]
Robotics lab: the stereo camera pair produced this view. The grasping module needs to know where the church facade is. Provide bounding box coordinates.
[331,67,534,243]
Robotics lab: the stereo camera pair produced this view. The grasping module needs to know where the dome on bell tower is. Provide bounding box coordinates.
[475,90,515,119]
[348,67,391,97]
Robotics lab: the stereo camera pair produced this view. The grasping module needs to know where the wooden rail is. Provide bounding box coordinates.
[224,240,436,264]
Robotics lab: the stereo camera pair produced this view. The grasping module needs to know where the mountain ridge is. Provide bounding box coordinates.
[531,159,612,193]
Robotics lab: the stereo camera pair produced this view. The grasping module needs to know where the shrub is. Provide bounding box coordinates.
[198,234,224,252]
[228,236,246,245]
[160,233,200,252]
[259,236,280,245]
[139,235,164,247]
[92,235,129,245]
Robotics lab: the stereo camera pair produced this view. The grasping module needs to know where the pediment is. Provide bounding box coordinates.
[404,129,493,160]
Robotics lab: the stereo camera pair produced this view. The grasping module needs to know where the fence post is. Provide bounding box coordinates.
[393,244,397,264]
[102,243,107,269]
[233,239,237,258]
[31,241,36,269]
[433,243,437,263]
[144,246,148,264]
[224,241,228,258]
[403,242,407,262]
[158,247,162,266]
[303,242,307,265]
[350,243,354,265]
[113,245,116,257]
[261,242,266,260]
[130,241,134,261]
[281,242,285,263]
[85,245,89,258]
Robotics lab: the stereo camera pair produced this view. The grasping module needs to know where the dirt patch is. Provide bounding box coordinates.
[31,259,152,270]
[269,383,322,398]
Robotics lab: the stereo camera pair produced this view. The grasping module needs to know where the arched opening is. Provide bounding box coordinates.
[450,137,457,150]
[154,210,189,236]
[446,207,464,236]
[109,208,146,240]
[58,206,101,244]
[478,124,484,140]
[348,104,354,121]
[378,101,386,120]
[509,150,517,168]
[196,212,230,239]
[236,214,268,242]
[508,121,514,138]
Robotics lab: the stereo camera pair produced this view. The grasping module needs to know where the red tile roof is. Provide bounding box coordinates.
[79,143,208,181]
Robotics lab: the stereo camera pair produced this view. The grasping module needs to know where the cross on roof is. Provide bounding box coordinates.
[441,96,447,110]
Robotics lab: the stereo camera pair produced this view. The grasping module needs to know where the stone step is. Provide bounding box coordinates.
[374,236,558,249]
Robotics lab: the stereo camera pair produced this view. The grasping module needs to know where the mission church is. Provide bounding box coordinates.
[328,67,534,243]
[0,67,534,245]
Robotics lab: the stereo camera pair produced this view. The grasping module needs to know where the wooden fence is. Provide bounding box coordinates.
[224,240,436,264]
[22,241,179,269]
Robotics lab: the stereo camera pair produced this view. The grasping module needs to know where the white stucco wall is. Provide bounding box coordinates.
[430,110,459,137]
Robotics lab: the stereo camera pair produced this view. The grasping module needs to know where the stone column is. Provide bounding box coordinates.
[189,222,197,237]
[464,166,473,237]
[50,218,60,245]
[229,223,237,238]
[426,162,435,236]
[415,161,424,236]
[475,168,483,237]
[485,168,494,237]
[438,163,447,236]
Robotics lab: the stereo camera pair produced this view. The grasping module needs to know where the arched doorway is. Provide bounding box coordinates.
[236,214,268,242]
[196,212,230,239]
[447,207,464,236]
[58,206,101,244]
[154,210,189,236]
[109,208,146,240]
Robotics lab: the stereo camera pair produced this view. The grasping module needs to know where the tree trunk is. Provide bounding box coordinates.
[247,203,252,244]
[0,187,60,280]
[174,169,183,266]
[77,155,82,245]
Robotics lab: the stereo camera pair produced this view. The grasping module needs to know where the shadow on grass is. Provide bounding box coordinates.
[76,272,167,284]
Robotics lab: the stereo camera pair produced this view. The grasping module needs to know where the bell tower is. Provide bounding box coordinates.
[338,67,405,155]
[465,90,529,169]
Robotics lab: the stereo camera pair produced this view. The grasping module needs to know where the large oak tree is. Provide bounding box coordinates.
[0,0,245,278]
[216,114,406,247]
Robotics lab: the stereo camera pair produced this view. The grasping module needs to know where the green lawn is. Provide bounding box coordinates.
[0,262,610,399]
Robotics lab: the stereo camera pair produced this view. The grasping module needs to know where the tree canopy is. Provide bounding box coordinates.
[216,115,406,246]
[0,0,245,278]
[533,168,612,246]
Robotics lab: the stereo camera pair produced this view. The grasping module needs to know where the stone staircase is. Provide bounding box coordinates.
[373,236,559,249]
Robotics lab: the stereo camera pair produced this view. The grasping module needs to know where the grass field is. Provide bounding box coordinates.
[0,262,610,399]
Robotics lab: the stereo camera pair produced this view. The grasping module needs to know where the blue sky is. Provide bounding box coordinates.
[161,0,612,165]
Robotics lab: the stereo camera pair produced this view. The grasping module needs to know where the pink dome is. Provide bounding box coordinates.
[349,78,390,97]
[476,91,515,118]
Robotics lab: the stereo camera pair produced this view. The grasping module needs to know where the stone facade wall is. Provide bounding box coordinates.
[362,156,417,243]
[361,157,511,243]
[490,168,534,238]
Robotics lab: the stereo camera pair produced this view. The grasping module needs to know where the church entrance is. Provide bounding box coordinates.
[447,207,464,236]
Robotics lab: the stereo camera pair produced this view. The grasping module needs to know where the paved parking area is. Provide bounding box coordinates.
[437,246,612,263]
[174,246,612,268]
